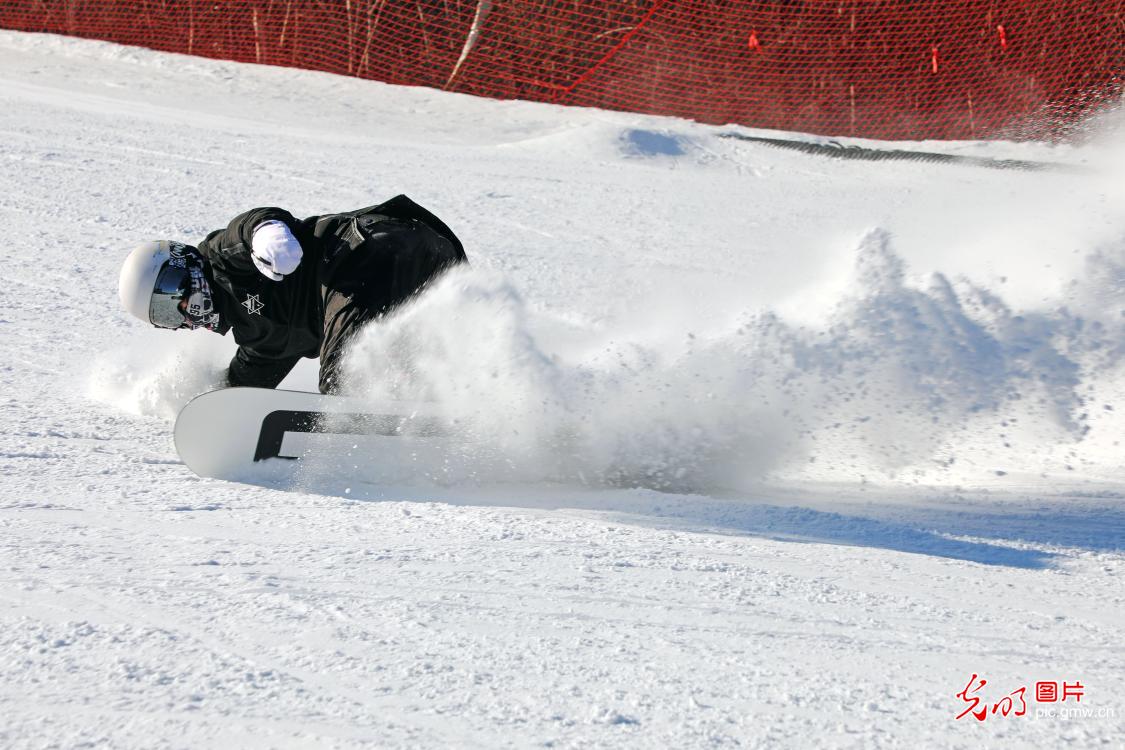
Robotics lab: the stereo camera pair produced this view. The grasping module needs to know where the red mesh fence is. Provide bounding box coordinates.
[1,1,1121,141]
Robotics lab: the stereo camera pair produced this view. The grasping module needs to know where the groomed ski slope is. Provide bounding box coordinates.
[1,30,1123,748]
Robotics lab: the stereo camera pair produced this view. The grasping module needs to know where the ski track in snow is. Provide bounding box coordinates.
[0,30,1123,748]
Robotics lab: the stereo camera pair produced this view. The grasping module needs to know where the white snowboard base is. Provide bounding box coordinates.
[173,387,446,483]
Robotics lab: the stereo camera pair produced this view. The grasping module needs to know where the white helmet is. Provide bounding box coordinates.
[118,240,196,328]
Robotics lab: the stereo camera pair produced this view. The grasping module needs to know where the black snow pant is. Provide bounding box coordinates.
[317,214,464,394]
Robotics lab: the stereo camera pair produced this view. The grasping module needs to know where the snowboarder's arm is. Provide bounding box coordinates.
[197,207,300,276]
[226,346,300,390]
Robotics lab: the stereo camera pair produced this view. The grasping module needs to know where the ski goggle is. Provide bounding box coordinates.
[149,263,191,329]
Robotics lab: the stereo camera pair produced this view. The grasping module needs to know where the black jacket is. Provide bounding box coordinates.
[197,195,464,388]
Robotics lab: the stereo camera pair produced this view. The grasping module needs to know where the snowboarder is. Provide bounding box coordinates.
[118,194,466,394]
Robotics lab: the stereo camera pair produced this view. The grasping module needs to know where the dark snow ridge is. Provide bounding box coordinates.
[719,131,1095,173]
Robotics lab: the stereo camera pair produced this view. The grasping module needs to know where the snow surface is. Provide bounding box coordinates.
[1,30,1124,748]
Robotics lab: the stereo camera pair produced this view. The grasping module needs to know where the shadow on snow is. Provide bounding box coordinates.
[234,464,1125,569]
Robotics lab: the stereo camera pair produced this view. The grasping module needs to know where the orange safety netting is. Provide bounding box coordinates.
[2,1,1122,141]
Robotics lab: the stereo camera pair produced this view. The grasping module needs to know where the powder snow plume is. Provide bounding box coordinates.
[87,330,231,419]
[342,229,1125,491]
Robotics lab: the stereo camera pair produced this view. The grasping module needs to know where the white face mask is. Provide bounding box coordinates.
[164,242,221,332]
[182,263,221,331]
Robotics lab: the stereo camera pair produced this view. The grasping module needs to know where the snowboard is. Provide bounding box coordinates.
[173,387,445,482]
